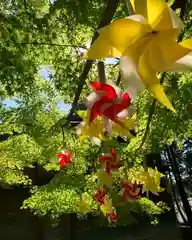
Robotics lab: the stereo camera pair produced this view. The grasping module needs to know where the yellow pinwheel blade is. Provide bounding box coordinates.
[76,110,87,120]
[96,170,112,188]
[151,82,176,112]
[139,44,176,112]
[130,0,172,30]
[84,18,151,59]
[158,38,192,72]
[146,29,180,72]
[78,199,89,213]
[112,118,136,138]
[151,36,192,72]
[180,38,192,49]
[83,34,121,59]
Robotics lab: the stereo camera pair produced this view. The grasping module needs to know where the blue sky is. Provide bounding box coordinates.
[2,58,118,112]
[2,98,20,108]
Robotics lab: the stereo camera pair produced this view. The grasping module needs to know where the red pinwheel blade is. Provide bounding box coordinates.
[110,163,121,169]
[111,148,116,158]
[89,96,112,122]
[60,159,66,168]
[103,92,131,121]
[66,152,72,161]
[122,183,140,200]
[99,155,113,163]
[122,92,131,108]
[90,82,117,99]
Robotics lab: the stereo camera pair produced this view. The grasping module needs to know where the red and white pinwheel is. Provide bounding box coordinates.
[94,188,107,205]
[107,210,118,223]
[99,148,121,175]
[56,151,72,169]
[121,183,140,201]
[86,82,131,130]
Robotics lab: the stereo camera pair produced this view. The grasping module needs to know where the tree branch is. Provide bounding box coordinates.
[69,0,120,116]
[19,42,87,49]
[23,0,27,9]
[172,0,188,20]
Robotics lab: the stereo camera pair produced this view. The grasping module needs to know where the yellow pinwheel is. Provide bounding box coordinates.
[112,113,136,138]
[128,167,164,195]
[142,168,165,195]
[78,198,90,214]
[95,169,113,188]
[100,195,114,216]
[84,0,192,112]
[76,110,105,145]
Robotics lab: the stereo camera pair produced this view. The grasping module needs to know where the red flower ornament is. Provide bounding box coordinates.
[107,211,118,223]
[99,148,121,175]
[89,82,131,124]
[94,188,106,205]
[122,183,140,201]
[56,151,72,169]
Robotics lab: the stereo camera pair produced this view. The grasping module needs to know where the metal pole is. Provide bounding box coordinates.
[167,143,192,226]
[98,61,106,83]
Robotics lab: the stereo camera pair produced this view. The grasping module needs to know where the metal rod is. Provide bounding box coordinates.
[98,61,106,83]
[167,143,192,226]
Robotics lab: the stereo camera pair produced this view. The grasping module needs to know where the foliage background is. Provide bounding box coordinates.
[0,0,192,226]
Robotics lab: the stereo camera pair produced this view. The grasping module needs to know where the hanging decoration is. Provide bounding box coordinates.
[99,148,121,175]
[94,188,107,205]
[88,82,131,124]
[76,110,105,145]
[74,78,165,223]
[83,0,192,112]
[56,151,72,169]
[70,0,192,224]
[76,82,136,143]
[121,182,141,201]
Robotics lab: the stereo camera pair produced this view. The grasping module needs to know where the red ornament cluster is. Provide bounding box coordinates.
[122,183,140,201]
[56,152,72,169]
[99,148,121,175]
[94,188,118,223]
[89,82,131,123]
[107,211,118,223]
[94,188,106,205]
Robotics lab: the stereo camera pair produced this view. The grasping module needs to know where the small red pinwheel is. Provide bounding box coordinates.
[89,82,131,123]
[94,188,106,205]
[99,148,121,175]
[121,183,140,201]
[56,152,72,169]
[107,211,118,223]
